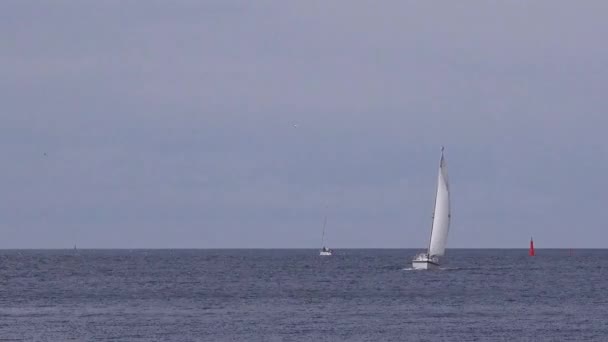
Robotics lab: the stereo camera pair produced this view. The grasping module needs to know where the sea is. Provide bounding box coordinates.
[1,249,607,341]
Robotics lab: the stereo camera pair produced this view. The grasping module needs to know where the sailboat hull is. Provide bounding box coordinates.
[319,250,332,256]
[412,253,440,270]
[412,260,440,270]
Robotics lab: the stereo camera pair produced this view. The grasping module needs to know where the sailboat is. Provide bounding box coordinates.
[529,237,535,256]
[412,147,451,270]
[319,212,332,256]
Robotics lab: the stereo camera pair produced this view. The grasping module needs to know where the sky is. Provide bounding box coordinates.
[1,1,607,248]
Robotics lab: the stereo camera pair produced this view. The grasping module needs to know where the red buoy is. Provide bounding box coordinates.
[529,237,535,256]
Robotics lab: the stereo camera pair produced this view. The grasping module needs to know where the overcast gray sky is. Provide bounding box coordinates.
[1,1,607,248]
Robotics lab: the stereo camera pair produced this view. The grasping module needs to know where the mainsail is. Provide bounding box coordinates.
[428,148,450,257]
[321,214,328,247]
[529,238,535,256]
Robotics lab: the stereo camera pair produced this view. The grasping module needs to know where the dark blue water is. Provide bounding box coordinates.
[1,249,607,341]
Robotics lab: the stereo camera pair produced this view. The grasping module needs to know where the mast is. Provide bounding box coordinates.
[426,147,444,255]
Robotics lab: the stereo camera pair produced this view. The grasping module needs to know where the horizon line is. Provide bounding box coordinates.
[0,247,602,250]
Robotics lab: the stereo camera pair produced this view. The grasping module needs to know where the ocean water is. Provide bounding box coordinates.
[1,249,607,341]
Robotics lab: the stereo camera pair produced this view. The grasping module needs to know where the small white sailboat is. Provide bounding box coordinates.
[319,213,332,256]
[319,247,332,256]
[412,147,451,270]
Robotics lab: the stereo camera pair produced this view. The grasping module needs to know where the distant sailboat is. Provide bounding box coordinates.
[412,147,451,270]
[319,212,332,256]
[529,238,535,256]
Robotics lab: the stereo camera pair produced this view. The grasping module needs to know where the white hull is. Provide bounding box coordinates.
[412,253,440,270]
[412,260,440,270]
[319,251,332,256]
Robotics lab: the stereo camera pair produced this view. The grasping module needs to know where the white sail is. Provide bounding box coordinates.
[319,209,332,256]
[428,149,450,257]
[321,214,327,246]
